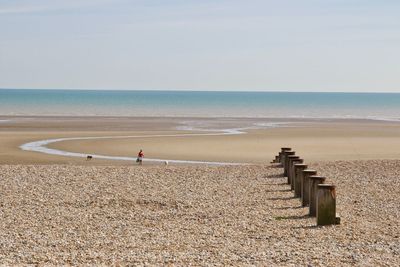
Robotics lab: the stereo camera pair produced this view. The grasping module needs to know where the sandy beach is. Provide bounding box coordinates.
[2,116,400,165]
[0,116,399,265]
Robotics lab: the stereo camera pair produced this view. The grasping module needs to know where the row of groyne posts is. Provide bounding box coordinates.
[271,147,340,226]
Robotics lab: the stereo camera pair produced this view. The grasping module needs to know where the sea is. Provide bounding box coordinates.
[1,89,400,120]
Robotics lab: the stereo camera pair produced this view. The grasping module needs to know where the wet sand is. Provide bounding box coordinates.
[1,116,400,164]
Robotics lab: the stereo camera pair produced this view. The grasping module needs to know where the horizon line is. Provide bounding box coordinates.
[1,87,400,94]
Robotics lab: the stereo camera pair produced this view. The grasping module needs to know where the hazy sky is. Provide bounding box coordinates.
[0,0,399,92]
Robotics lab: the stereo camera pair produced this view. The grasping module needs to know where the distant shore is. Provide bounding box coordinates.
[1,116,400,165]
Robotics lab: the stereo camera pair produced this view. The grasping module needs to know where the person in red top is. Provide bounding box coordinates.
[137,149,144,165]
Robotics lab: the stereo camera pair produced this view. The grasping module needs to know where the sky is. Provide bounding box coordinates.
[0,0,399,92]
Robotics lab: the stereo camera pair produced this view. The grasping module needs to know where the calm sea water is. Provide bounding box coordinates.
[1,89,400,120]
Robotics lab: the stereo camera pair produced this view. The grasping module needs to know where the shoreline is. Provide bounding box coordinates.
[2,114,400,122]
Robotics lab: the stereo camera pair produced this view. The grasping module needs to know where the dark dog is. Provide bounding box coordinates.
[86,155,93,160]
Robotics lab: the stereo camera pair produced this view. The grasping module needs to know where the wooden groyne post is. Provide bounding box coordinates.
[287,155,300,184]
[294,164,308,198]
[283,151,296,177]
[317,184,339,225]
[289,158,304,190]
[309,176,326,216]
[301,169,317,207]
[279,147,291,164]
[272,147,341,226]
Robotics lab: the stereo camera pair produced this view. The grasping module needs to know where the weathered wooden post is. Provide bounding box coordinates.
[301,169,317,207]
[287,155,299,184]
[317,184,338,225]
[277,153,282,163]
[283,151,295,177]
[279,148,291,168]
[290,159,304,190]
[290,158,303,190]
[294,164,308,198]
[280,147,291,163]
[309,176,326,216]
[271,155,280,164]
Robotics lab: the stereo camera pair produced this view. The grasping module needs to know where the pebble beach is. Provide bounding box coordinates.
[0,160,399,266]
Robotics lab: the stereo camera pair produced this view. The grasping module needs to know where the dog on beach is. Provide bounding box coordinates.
[86,155,93,160]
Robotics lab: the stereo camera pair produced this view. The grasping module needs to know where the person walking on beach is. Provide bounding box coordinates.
[137,149,144,165]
